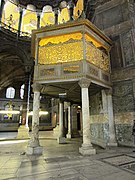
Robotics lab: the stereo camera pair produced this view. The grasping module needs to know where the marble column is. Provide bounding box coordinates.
[79,78,96,155]
[57,100,66,144]
[26,83,43,155]
[106,89,117,146]
[66,103,72,139]
[17,7,23,36]
[0,0,5,22]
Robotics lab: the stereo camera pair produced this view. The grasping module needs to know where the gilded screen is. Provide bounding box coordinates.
[86,43,110,72]
[38,41,83,65]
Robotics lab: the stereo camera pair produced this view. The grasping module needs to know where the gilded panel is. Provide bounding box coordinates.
[63,65,80,74]
[38,41,83,65]
[40,68,55,77]
[86,43,109,72]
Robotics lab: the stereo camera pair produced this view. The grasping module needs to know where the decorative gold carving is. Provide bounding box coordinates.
[38,41,83,65]
[85,34,102,48]
[39,32,82,46]
[86,43,109,72]
[63,65,80,74]
[40,68,55,76]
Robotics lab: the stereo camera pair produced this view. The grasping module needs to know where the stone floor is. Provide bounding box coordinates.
[0,131,135,179]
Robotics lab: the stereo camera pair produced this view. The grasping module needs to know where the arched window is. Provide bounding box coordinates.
[20,84,25,99]
[6,87,15,98]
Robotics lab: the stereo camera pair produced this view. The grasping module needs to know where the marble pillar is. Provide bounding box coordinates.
[57,100,66,144]
[26,83,43,155]
[106,89,117,146]
[79,78,96,155]
[66,103,72,139]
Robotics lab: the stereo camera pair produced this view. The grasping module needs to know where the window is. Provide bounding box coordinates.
[20,84,25,99]
[6,87,15,98]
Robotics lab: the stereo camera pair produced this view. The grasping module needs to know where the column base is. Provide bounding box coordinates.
[79,144,96,155]
[17,125,30,139]
[26,146,43,155]
[66,133,71,139]
[57,137,66,144]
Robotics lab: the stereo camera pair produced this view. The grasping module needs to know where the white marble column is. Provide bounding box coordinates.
[57,100,66,144]
[79,78,96,155]
[106,89,117,146]
[26,83,43,155]
[66,103,72,139]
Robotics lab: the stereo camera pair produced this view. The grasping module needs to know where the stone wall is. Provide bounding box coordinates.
[90,92,109,148]
[93,0,135,146]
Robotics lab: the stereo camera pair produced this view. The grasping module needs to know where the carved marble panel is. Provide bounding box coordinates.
[113,81,134,113]
[121,31,134,66]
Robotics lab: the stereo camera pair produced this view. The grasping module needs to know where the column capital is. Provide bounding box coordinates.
[78,78,91,88]
[32,83,42,92]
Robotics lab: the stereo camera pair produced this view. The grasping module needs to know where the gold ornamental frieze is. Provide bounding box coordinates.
[38,41,83,65]
[86,43,109,72]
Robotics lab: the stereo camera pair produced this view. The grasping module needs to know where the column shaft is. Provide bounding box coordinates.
[59,101,64,137]
[26,83,43,155]
[79,78,96,155]
[57,100,66,143]
[81,87,91,145]
[66,104,72,139]
[106,90,117,146]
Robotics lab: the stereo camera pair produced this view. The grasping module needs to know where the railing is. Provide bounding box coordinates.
[0,21,31,39]
[34,60,111,85]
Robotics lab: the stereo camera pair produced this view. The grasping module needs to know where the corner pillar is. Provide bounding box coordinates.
[26,83,43,155]
[78,78,96,155]
[106,89,117,146]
